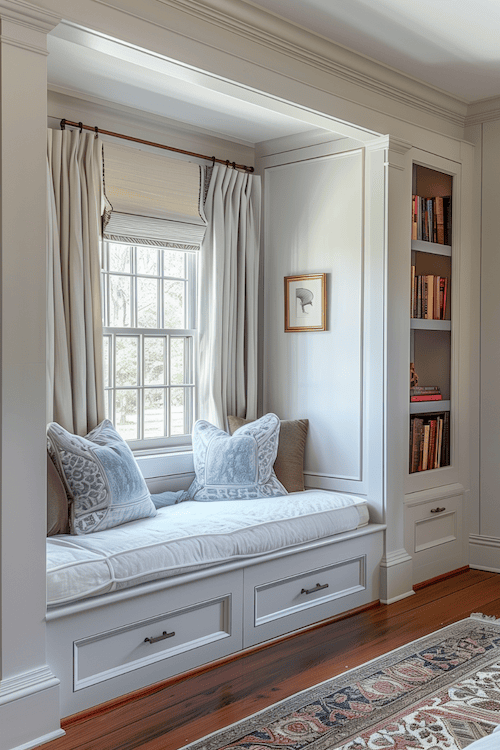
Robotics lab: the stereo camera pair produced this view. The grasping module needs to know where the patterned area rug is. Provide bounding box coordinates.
[181,614,500,750]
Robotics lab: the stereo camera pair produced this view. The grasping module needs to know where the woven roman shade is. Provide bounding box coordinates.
[102,141,207,249]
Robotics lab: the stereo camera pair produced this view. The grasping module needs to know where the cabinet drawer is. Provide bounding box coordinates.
[74,593,232,690]
[243,528,383,647]
[405,494,464,584]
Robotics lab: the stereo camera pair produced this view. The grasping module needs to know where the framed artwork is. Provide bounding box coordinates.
[284,273,327,332]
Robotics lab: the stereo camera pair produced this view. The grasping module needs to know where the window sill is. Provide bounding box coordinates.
[135,449,194,493]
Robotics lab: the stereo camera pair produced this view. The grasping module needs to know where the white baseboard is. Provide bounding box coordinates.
[379,549,414,604]
[469,534,500,573]
[0,668,62,750]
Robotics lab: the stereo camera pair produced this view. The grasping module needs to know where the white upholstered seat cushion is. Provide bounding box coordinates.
[46,490,369,606]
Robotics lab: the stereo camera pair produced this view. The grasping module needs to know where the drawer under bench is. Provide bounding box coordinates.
[47,523,384,718]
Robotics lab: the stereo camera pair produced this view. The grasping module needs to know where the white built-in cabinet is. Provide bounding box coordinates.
[402,153,470,584]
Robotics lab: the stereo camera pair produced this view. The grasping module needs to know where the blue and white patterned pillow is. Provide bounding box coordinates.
[47,420,156,535]
[185,413,288,501]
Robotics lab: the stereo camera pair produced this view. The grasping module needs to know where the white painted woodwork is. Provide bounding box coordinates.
[405,493,464,584]
[243,528,383,647]
[0,3,63,749]
[0,0,483,744]
[46,524,385,717]
[74,594,233,689]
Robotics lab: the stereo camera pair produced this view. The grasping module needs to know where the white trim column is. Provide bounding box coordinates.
[0,2,64,749]
[365,135,414,604]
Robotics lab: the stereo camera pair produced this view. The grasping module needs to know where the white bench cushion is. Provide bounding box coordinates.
[46,490,369,607]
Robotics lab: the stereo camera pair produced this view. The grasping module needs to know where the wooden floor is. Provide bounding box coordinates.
[47,568,500,750]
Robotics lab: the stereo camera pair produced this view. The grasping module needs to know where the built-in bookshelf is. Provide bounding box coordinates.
[409,165,452,474]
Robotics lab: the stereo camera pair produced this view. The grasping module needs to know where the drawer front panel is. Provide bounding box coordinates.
[405,494,464,584]
[243,529,383,647]
[74,594,231,690]
[255,557,365,626]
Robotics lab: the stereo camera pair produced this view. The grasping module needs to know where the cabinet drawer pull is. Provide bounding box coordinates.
[430,507,446,514]
[144,630,175,644]
[301,583,329,596]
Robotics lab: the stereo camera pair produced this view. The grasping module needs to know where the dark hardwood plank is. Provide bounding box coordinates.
[47,569,500,750]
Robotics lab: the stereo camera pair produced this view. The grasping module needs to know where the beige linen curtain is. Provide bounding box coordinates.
[198,165,261,429]
[46,129,105,435]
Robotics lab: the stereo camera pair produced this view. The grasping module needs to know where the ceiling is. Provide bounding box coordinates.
[248,0,500,102]
[47,1,500,148]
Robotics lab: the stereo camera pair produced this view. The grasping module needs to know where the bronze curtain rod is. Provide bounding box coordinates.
[59,119,254,173]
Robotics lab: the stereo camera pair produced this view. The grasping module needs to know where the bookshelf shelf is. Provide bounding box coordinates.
[410,400,450,415]
[411,239,451,257]
[411,319,451,331]
[410,164,452,475]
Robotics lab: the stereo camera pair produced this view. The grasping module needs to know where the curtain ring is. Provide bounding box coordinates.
[232,162,236,170]
[60,119,66,131]
[94,126,99,139]
[78,122,83,134]
[225,160,230,168]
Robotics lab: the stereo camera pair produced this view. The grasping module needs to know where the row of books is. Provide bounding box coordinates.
[409,412,450,473]
[411,269,449,320]
[410,386,442,403]
[412,194,451,245]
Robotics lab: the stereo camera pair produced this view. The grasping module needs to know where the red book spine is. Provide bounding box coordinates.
[411,395,443,402]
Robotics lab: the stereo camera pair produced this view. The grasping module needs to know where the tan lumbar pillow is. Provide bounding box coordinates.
[47,452,70,536]
[227,416,308,493]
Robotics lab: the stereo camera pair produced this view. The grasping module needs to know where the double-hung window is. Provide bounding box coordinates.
[102,240,197,450]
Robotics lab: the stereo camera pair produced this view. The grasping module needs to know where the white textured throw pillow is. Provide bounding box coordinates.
[47,420,156,535]
[185,412,288,501]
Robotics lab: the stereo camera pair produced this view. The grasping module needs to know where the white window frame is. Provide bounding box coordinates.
[101,240,198,453]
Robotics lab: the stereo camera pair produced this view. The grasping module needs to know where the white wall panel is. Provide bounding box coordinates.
[479,119,500,539]
[263,151,364,487]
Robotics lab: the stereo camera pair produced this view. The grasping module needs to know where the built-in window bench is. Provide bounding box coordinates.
[46,491,384,717]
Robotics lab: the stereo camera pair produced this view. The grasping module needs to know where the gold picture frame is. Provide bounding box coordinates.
[284,273,327,332]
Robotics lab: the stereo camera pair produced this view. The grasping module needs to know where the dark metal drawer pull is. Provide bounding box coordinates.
[301,583,329,596]
[430,507,446,514]
[144,630,175,644]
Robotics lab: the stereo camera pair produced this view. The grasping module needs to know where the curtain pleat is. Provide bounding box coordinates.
[198,164,261,429]
[46,129,105,435]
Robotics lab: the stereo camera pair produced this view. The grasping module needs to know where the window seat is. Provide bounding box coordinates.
[47,490,369,607]
[45,489,384,718]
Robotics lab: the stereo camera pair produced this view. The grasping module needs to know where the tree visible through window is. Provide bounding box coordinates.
[102,241,197,449]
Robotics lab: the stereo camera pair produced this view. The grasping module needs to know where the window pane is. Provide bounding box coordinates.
[170,338,187,384]
[144,337,165,385]
[137,277,158,328]
[164,249,185,278]
[103,335,111,388]
[170,388,185,435]
[115,390,139,440]
[104,390,112,422]
[109,275,131,327]
[115,337,138,386]
[164,280,185,328]
[144,389,164,439]
[109,244,131,273]
[137,246,158,276]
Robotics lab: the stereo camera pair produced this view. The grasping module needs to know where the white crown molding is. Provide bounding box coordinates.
[77,0,469,131]
[143,0,468,129]
[466,96,500,126]
[0,0,60,33]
